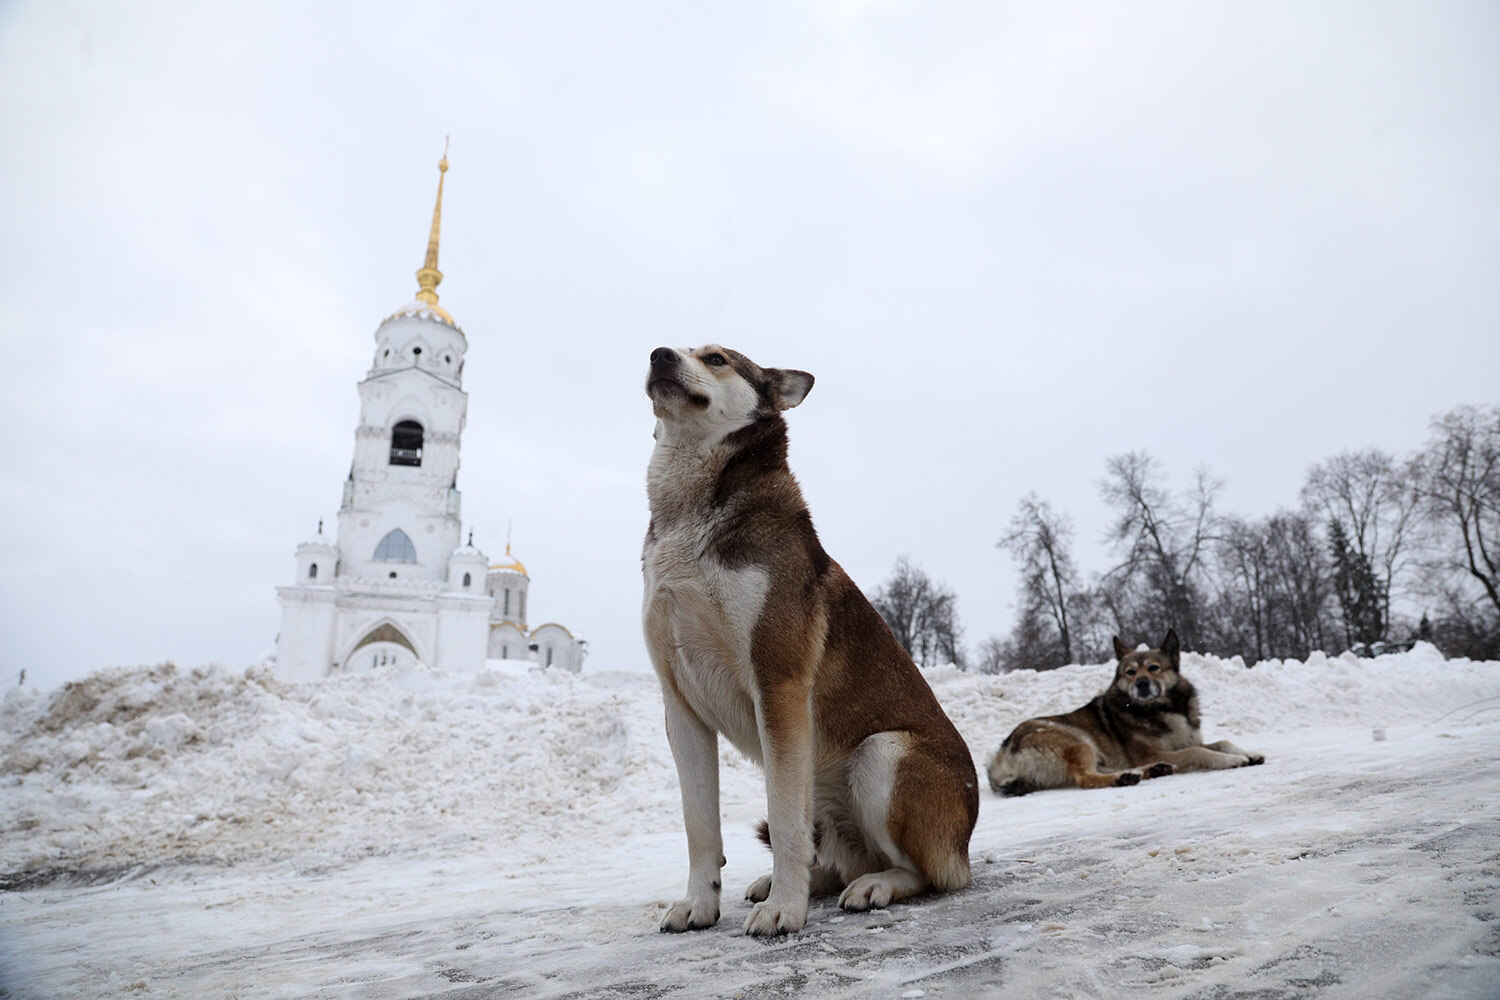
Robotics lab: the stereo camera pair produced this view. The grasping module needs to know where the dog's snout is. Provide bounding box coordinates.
[1135,680,1152,696]
[650,347,678,368]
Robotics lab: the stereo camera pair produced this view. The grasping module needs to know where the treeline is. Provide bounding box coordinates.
[870,404,1500,672]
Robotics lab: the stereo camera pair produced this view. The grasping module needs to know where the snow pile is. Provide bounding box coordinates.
[0,661,720,876]
[2,644,1495,879]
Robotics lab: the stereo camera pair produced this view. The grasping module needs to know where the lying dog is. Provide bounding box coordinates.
[986,629,1263,796]
[642,345,978,937]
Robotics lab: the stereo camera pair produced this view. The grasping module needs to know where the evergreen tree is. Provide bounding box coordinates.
[1329,519,1383,647]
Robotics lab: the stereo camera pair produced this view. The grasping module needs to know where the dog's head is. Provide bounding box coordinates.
[1110,629,1183,705]
[645,345,813,441]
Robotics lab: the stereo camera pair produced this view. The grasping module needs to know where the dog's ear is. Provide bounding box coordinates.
[769,369,814,410]
[1112,635,1132,661]
[1161,628,1180,664]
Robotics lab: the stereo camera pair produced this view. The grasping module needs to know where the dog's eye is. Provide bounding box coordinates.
[703,353,727,367]
[1148,665,1159,673]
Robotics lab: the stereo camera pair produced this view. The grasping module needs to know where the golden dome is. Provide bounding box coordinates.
[384,300,461,329]
[488,542,528,577]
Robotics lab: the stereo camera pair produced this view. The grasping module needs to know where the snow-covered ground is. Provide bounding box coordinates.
[2,646,1498,998]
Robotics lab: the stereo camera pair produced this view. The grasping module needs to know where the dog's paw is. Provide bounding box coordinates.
[660,896,719,933]
[745,874,772,902]
[839,873,898,911]
[1114,771,1142,787]
[1145,762,1175,779]
[743,898,806,936]
[1243,753,1265,766]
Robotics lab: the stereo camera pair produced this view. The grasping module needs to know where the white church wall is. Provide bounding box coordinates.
[485,570,530,628]
[293,541,337,585]
[274,587,339,683]
[435,595,492,672]
[486,622,526,660]
[531,623,583,674]
[336,497,460,583]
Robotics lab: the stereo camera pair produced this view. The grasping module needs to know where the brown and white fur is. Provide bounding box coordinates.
[986,630,1264,796]
[642,345,979,937]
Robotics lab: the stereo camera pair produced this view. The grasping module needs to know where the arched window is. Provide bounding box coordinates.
[373,528,418,563]
[390,421,424,467]
[308,563,318,579]
[462,572,472,588]
[503,590,510,616]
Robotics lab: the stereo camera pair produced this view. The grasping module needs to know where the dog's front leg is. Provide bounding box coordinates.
[660,689,724,932]
[744,682,813,936]
[1154,745,1254,772]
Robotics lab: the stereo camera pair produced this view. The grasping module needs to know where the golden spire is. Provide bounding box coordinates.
[414,138,449,307]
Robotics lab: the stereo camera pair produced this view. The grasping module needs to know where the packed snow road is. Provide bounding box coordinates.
[2,648,1498,997]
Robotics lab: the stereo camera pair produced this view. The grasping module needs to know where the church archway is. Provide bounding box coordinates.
[345,621,421,673]
[351,622,417,656]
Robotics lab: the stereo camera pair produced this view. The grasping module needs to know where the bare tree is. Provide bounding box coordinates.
[1212,511,1335,661]
[869,556,966,668]
[1301,449,1421,640]
[1262,511,1335,654]
[1213,515,1270,661]
[998,494,1082,665]
[1098,452,1220,651]
[974,635,1007,675]
[1416,405,1500,617]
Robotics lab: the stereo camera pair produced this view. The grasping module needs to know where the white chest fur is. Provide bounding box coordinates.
[643,513,769,760]
[1161,711,1200,750]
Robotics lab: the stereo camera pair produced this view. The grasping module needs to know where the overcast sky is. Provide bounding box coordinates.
[1,1,1496,691]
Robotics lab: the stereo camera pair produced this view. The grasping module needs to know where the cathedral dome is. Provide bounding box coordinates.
[488,543,528,578]
[383,300,462,331]
[450,534,487,562]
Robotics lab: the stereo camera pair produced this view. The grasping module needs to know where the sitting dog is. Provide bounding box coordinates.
[986,630,1263,796]
[642,345,979,937]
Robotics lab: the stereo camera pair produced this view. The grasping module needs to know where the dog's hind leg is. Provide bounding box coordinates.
[1062,743,1147,789]
[839,731,976,912]
[658,687,724,932]
[840,867,931,911]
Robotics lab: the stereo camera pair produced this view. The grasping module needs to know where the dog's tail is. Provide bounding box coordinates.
[992,777,1035,797]
[754,818,824,851]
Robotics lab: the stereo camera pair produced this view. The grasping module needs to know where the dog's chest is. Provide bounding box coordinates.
[1152,711,1198,750]
[1158,716,1194,746]
[644,520,769,656]
[643,519,768,754]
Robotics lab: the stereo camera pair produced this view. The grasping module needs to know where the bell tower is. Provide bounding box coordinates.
[276,146,494,681]
[274,145,586,681]
[336,147,470,584]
